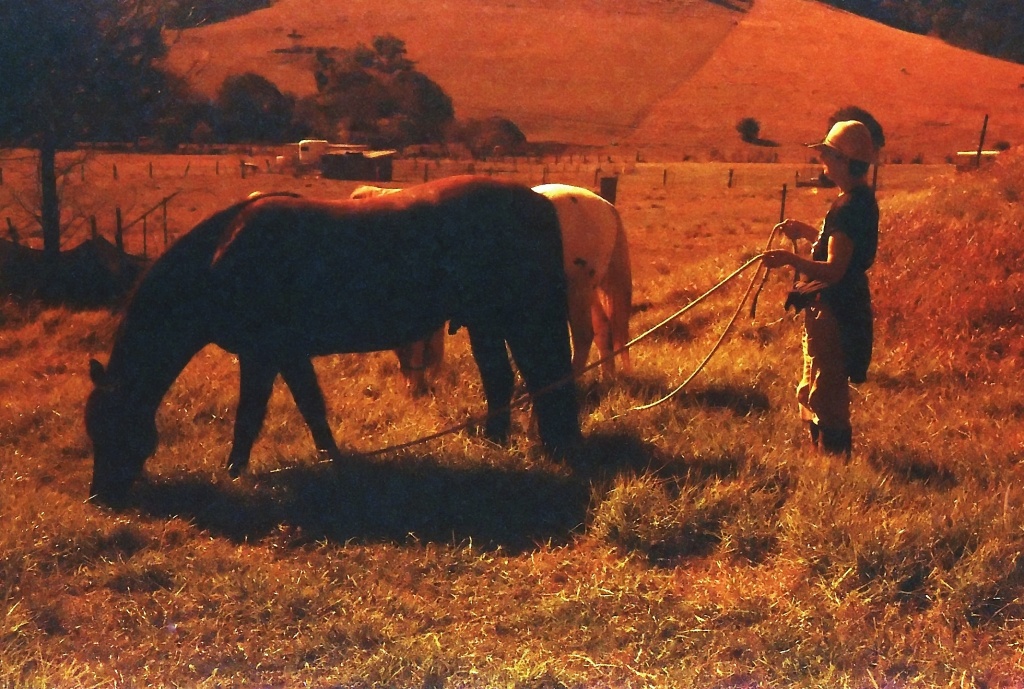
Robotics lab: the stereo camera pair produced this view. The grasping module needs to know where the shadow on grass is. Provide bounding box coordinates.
[129,431,666,553]
[868,447,958,490]
[578,373,769,419]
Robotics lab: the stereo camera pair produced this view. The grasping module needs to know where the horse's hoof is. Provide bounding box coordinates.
[483,415,512,445]
[227,461,247,479]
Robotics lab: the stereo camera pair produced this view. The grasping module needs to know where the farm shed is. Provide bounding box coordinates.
[321,149,396,181]
[294,140,371,164]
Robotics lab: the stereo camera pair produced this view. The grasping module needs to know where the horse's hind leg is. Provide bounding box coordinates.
[567,283,596,377]
[228,356,278,477]
[279,358,343,462]
[467,326,515,443]
[590,291,614,378]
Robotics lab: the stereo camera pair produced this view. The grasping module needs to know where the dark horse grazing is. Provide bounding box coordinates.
[86,176,581,505]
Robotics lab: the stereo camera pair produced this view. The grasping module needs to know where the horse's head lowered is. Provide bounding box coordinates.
[85,359,158,505]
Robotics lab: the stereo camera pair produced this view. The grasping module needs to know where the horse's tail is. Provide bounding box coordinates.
[598,214,633,372]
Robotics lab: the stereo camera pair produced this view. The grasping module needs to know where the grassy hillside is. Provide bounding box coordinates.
[162,0,1024,162]
[1,152,1023,686]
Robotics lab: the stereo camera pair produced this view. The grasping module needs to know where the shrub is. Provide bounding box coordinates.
[736,117,761,143]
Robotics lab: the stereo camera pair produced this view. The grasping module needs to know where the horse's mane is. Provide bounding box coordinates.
[107,193,300,374]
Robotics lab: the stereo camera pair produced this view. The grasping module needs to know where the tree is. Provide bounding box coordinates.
[0,0,169,257]
[736,117,761,143]
[459,117,527,158]
[311,36,454,147]
[215,73,297,143]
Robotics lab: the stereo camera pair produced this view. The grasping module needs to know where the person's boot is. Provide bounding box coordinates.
[820,427,852,461]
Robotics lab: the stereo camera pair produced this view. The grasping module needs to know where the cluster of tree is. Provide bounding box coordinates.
[305,35,455,147]
[820,0,1024,64]
[0,1,476,256]
[0,0,177,255]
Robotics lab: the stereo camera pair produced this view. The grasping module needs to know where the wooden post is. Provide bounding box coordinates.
[115,207,123,251]
[90,215,98,240]
[663,169,668,187]
[779,183,788,223]
[113,163,118,180]
[142,215,148,257]
[149,161,153,178]
[6,218,18,245]
[976,114,989,168]
[599,176,618,205]
[728,169,734,188]
[162,199,169,247]
[0,168,3,186]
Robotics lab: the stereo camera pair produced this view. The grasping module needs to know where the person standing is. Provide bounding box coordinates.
[762,120,880,458]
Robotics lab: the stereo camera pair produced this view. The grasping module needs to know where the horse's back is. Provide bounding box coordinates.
[204,176,565,355]
[533,183,619,287]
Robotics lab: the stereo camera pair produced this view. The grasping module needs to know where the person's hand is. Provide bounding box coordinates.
[774,219,805,243]
[762,249,793,269]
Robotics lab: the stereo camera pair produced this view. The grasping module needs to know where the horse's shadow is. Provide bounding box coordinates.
[129,377,771,553]
[578,373,770,419]
[130,431,663,553]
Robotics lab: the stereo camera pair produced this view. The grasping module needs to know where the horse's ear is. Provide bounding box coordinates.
[89,359,107,386]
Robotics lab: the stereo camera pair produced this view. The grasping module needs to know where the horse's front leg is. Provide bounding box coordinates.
[279,358,343,462]
[467,325,515,443]
[228,356,278,477]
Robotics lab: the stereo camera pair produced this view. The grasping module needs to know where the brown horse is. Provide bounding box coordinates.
[352,183,633,392]
[85,177,581,505]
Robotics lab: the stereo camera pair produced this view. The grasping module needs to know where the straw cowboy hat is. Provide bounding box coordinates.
[808,120,876,164]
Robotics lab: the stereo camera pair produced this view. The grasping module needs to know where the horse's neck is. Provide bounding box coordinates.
[106,306,206,415]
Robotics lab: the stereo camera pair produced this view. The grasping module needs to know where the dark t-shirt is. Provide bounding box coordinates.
[812,184,878,383]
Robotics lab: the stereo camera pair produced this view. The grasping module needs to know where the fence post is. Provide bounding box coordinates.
[779,183,788,223]
[663,169,668,187]
[90,215,98,240]
[113,163,118,180]
[728,169,734,188]
[142,215,148,258]
[163,199,169,247]
[976,113,989,168]
[6,218,18,245]
[599,176,618,205]
[0,168,3,186]
[115,207,123,251]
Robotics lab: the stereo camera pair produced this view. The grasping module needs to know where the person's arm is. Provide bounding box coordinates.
[762,232,853,284]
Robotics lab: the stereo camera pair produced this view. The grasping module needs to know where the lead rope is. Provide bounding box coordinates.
[270,231,784,471]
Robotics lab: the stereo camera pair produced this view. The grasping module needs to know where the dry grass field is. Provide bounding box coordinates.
[3,0,1024,685]
[2,145,1024,686]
